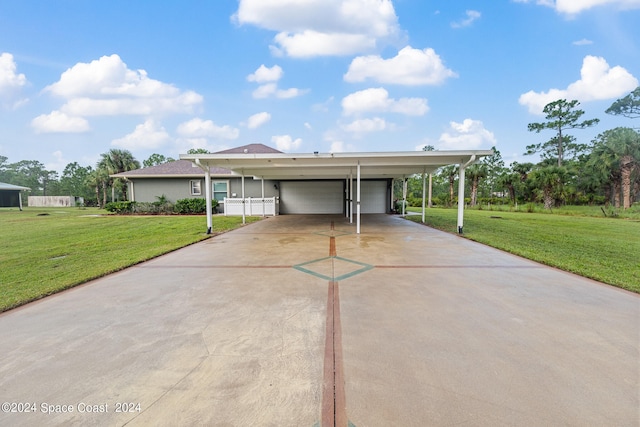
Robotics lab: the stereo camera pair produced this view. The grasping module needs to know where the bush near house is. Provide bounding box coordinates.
[104,198,218,215]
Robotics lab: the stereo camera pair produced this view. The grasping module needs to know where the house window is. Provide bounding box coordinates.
[213,181,228,202]
[190,180,202,196]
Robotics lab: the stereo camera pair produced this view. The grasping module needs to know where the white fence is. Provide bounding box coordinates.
[28,196,84,207]
[223,197,278,216]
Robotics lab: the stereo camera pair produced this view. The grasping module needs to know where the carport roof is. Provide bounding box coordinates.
[0,182,30,191]
[180,149,495,180]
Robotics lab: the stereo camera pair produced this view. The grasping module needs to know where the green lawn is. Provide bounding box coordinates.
[0,208,260,312]
[406,207,640,293]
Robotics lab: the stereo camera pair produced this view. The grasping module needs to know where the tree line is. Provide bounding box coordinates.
[1,88,639,209]
[0,150,209,207]
[404,88,640,210]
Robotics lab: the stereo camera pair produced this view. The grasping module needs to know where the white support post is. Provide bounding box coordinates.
[356,161,361,234]
[197,160,212,234]
[241,173,246,225]
[457,165,465,234]
[261,178,265,217]
[390,178,396,212]
[345,177,349,218]
[428,173,433,208]
[349,172,353,224]
[457,155,476,234]
[421,171,426,223]
[402,176,407,217]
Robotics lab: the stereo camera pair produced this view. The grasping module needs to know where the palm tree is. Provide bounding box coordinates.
[529,166,569,209]
[466,163,487,206]
[497,172,519,204]
[97,149,140,201]
[589,127,640,209]
[438,165,458,207]
[85,168,110,207]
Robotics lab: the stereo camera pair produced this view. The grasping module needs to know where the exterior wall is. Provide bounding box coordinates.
[129,178,280,209]
[129,178,199,203]
[0,190,21,208]
[228,179,280,199]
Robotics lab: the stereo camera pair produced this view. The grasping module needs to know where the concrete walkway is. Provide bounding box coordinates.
[0,214,638,426]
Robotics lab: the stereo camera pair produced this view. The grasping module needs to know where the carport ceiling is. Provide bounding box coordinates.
[181,150,495,180]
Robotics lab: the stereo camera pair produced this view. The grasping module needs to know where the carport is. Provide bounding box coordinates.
[0,182,30,210]
[181,149,494,234]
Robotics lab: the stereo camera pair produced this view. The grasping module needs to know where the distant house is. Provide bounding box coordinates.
[112,144,283,213]
[0,182,30,210]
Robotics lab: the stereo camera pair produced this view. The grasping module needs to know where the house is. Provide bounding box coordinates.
[0,182,30,210]
[113,143,401,215]
[112,144,282,213]
[114,142,494,234]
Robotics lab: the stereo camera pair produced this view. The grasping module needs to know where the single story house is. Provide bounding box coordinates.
[0,182,31,210]
[112,144,283,214]
[114,143,493,234]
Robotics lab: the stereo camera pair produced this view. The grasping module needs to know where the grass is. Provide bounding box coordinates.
[462,202,640,219]
[406,206,640,293]
[0,207,261,312]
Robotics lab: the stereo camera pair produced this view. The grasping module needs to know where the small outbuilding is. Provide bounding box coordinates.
[0,182,31,210]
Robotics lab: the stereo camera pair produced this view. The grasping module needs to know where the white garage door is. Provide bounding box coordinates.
[360,180,388,213]
[280,181,343,214]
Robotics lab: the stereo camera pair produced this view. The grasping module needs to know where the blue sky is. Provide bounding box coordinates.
[1,0,639,173]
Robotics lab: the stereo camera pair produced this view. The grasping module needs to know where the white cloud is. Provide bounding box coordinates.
[451,10,481,28]
[272,31,376,57]
[111,119,171,150]
[252,83,277,99]
[247,64,283,83]
[344,46,457,86]
[175,137,217,154]
[519,55,638,114]
[0,52,28,108]
[437,119,496,150]
[276,87,308,99]
[43,54,202,119]
[177,117,239,140]
[31,111,90,133]
[304,122,312,130]
[247,112,271,129]
[46,150,69,174]
[234,0,402,57]
[342,117,388,133]
[271,134,302,151]
[573,38,593,46]
[342,87,428,116]
[251,82,308,99]
[0,52,26,93]
[513,0,640,14]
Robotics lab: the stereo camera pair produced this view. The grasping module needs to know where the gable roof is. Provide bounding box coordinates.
[111,144,281,179]
[111,160,231,179]
[215,143,282,154]
[0,182,31,191]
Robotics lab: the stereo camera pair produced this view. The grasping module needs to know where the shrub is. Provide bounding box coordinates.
[132,202,173,215]
[104,201,136,214]
[174,198,218,214]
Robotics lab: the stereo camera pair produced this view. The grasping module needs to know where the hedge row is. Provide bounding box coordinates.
[104,198,218,215]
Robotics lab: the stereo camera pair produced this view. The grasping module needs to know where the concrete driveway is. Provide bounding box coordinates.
[0,214,638,426]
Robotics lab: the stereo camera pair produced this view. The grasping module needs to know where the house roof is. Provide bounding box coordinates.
[215,143,282,154]
[111,144,281,179]
[0,182,31,191]
[112,160,231,179]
